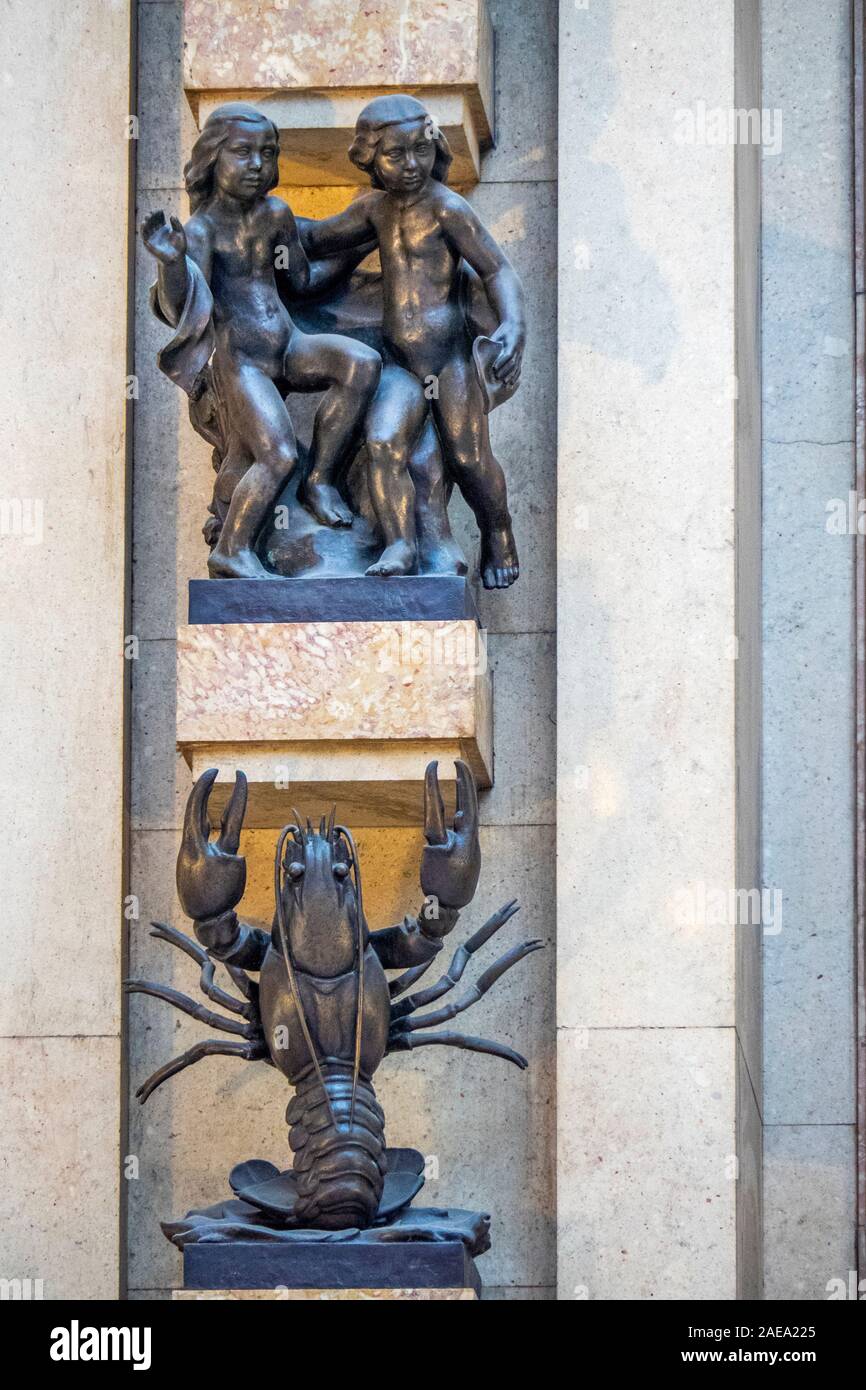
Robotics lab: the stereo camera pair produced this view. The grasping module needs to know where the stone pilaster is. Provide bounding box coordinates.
[556,0,762,1300]
[0,0,132,1298]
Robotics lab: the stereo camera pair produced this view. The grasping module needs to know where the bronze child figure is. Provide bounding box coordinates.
[305,95,525,588]
[142,102,381,579]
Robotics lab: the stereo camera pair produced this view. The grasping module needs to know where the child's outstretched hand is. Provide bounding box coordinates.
[490,320,526,390]
[141,210,187,265]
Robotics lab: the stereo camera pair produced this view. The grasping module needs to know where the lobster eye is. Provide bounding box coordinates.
[287,861,304,880]
[333,861,350,879]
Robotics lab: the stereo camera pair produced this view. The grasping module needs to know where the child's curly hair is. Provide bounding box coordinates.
[348,95,452,187]
[184,103,280,212]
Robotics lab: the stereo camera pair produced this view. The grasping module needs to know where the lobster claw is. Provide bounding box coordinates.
[176,769,248,922]
[420,760,481,910]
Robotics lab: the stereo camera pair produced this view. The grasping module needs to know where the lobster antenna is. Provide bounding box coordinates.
[336,824,365,1129]
[273,823,338,1130]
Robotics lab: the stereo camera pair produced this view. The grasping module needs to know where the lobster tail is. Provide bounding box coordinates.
[287,1063,387,1229]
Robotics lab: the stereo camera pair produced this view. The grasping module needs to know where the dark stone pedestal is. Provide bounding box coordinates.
[183,1240,481,1296]
[187,575,481,625]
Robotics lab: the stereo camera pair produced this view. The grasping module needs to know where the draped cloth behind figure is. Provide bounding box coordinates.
[150,219,500,578]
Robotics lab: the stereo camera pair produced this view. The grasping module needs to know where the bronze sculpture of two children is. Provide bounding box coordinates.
[143,94,525,590]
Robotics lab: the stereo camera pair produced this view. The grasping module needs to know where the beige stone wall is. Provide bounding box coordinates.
[128,0,556,1298]
[0,0,132,1299]
[557,0,761,1300]
[760,0,857,1299]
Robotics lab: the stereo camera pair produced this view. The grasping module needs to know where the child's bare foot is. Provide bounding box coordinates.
[481,525,519,589]
[300,478,354,528]
[366,540,417,577]
[208,546,271,580]
[423,537,468,576]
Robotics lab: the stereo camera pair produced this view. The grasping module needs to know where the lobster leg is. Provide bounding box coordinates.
[390,899,521,1017]
[388,957,436,1000]
[149,922,254,1017]
[391,938,542,1035]
[124,979,255,1037]
[134,1037,270,1104]
[225,961,257,1003]
[387,1029,528,1070]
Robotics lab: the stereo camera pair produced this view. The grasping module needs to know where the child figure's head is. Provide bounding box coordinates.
[185,103,280,211]
[348,95,452,194]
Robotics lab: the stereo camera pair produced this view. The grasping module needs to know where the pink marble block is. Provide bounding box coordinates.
[183,0,494,130]
[182,0,495,185]
[176,620,493,826]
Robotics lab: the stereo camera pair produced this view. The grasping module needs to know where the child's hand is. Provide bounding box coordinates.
[490,320,526,389]
[141,210,187,265]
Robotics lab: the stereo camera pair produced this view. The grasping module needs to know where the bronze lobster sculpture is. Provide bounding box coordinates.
[127,761,541,1233]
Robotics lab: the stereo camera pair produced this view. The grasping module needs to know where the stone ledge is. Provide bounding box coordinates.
[185,739,487,828]
[193,87,485,186]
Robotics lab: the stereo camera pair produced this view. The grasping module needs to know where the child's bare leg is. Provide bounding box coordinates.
[286,332,381,528]
[209,361,298,580]
[364,364,427,577]
[408,417,467,576]
[433,355,519,589]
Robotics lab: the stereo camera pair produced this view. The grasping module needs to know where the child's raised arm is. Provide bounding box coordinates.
[142,211,213,327]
